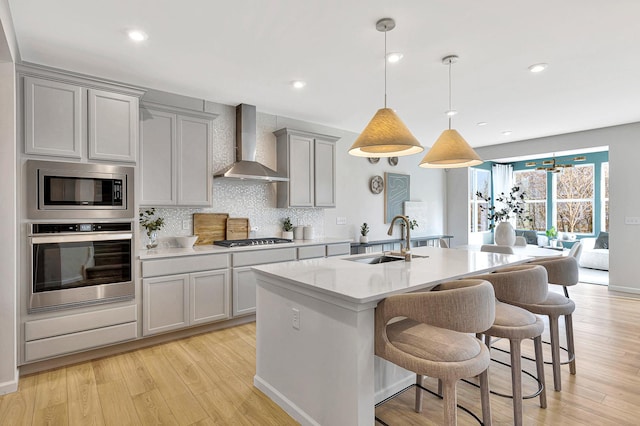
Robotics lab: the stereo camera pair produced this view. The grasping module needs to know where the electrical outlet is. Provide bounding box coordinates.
[336,217,347,225]
[625,216,640,225]
[292,308,300,330]
[182,220,190,230]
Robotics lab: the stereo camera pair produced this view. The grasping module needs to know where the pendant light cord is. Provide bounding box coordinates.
[384,27,388,108]
[448,59,452,130]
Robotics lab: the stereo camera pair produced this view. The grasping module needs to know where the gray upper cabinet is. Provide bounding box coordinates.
[24,76,83,159]
[275,128,340,208]
[88,89,139,162]
[140,103,215,207]
[20,66,143,162]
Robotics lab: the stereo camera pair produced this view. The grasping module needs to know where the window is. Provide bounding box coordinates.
[469,168,490,233]
[514,170,547,231]
[555,164,594,233]
[602,162,609,231]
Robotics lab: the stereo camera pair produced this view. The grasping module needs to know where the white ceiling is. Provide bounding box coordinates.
[7,0,640,148]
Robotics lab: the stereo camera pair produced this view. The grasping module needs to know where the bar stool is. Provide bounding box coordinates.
[375,279,495,426]
[524,256,578,390]
[469,264,549,426]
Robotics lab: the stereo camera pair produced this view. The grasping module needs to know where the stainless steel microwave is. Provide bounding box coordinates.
[27,160,134,219]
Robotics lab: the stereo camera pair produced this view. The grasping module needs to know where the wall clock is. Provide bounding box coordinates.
[370,175,384,194]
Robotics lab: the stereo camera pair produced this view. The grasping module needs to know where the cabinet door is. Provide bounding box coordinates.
[288,134,315,207]
[232,266,257,316]
[142,274,189,336]
[177,116,212,206]
[140,109,177,205]
[88,89,139,162]
[190,270,230,325]
[314,139,336,207]
[24,76,83,158]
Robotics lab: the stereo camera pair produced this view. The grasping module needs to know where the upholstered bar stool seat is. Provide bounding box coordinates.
[469,264,549,426]
[518,256,579,391]
[375,279,495,426]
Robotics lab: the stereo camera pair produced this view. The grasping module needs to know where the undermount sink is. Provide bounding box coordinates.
[346,255,405,264]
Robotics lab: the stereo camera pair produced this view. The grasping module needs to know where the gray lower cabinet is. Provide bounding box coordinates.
[21,69,142,162]
[23,304,137,362]
[142,269,230,336]
[275,128,340,208]
[232,266,258,316]
[140,104,215,206]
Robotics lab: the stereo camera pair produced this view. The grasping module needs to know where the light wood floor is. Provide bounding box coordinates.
[1,282,639,425]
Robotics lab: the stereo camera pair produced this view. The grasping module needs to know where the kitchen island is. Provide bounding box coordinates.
[252,246,533,426]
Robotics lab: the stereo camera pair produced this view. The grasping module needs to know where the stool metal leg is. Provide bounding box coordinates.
[414,374,424,413]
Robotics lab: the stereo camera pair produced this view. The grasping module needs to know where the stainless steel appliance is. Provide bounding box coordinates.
[29,222,134,312]
[214,238,293,248]
[27,160,134,219]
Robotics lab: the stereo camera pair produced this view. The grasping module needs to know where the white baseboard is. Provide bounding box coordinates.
[375,374,416,403]
[0,369,19,395]
[608,285,640,296]
[254,374,320,426]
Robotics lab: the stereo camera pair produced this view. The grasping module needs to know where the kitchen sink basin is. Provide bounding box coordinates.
[346,255,405,264]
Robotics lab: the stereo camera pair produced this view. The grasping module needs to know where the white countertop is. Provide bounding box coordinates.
[138,237,352,260]
[252,246,533,304]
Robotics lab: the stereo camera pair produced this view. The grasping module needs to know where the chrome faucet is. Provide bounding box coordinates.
[387,215,412,261]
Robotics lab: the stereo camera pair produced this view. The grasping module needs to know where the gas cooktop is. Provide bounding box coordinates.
[213,238,294,248]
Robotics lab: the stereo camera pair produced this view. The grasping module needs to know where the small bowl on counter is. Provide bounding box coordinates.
[175,235,199,248]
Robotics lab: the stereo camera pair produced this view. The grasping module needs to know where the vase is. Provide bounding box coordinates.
[282,230,294,240]
[360,235,368,243]
[146,231,158,249]
[494,222,516,246]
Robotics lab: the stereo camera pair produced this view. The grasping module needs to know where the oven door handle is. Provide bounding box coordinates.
[30,232,133,244]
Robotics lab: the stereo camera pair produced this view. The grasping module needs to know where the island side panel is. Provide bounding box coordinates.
[254,274,376,426]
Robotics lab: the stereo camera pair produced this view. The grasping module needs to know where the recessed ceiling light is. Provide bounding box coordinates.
[476,122,488,126]
[502,130,512,136]
[528,63,548,73]
[292,80,306,89]
[386,52,404,63]
[127,29,148,42]
[445,110,458,117]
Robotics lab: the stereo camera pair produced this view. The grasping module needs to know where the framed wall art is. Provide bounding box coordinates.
[384,172,410,223]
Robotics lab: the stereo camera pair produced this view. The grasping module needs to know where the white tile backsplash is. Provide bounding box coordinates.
[140,105,325,245]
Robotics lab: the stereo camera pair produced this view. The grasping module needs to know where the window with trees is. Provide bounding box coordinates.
[514,170,547,231]
[555,164,594,233]
[602,162,609,231]
[469,168,490,233]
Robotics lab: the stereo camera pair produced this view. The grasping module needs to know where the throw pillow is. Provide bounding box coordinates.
[594,232,609,249]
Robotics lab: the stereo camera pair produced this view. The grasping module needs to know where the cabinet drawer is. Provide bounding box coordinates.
[25,304,137,341]
[233,247,297,267]
[142,253,230,277]
[298,245,326,260]
[25,322,137,362]
[327,243,351,257]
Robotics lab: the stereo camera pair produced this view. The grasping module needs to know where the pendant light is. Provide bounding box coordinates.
[348,18,423,158]
[419,55,483,168]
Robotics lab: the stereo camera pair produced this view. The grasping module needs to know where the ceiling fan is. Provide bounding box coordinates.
[525,155,586,173]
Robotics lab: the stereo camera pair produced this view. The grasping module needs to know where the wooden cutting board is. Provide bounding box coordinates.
[226,218,250,240]
[193,213,228,245]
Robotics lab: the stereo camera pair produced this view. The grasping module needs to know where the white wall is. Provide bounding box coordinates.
[447,123,640,294]
[0,0,18,394]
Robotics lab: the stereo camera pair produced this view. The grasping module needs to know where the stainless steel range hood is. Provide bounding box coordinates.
[214,104,288,182]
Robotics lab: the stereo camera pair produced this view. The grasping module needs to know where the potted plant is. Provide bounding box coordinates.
[360,223,370,243]
[139,208,165,249]
[546,226,558,247]
[477,186,531,246]
[282,217,294,240]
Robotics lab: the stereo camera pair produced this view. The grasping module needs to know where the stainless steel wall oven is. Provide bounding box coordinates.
[29,222,134,312]
[27,160,134,220]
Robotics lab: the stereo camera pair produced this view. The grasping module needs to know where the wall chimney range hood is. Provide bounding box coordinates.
[214,104,288,182]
